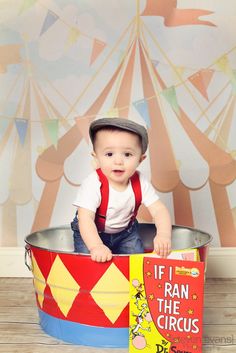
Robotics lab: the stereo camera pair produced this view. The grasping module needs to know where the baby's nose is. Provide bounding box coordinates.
[114,155,123,164]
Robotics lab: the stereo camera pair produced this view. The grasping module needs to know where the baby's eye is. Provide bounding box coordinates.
[106,152,113,157]
[124,152,132,157]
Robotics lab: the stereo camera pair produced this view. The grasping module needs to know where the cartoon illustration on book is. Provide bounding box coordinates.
[129,250,204,353]
[132,280,146,309]
[130,284,152,350]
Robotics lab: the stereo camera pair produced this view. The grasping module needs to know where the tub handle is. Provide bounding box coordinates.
[25,245,32,271]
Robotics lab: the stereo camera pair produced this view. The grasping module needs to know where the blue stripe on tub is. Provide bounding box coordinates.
[38,309,129,348]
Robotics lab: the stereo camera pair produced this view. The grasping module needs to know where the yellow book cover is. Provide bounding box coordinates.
[129,249,204,353]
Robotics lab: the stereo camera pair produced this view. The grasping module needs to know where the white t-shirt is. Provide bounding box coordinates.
[73,170,159,233]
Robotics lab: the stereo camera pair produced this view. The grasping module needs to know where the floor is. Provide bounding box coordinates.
[0,278,235,352]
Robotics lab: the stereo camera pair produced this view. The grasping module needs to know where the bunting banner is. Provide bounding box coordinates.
[106,107,119,118]
[188,69,214,101]
[66,27,80,47]
[202,69,214,87]
[15,118,28,145]
[44,119,59,147]
[174,66,185,78]
[0,44,22,73]
[40,11,59,36]
[89,38,106,66]
[215,54,232,76]
[161,86,180,114]
[133,98,151,127]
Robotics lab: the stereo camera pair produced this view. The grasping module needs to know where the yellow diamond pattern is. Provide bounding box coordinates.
[47,255,80,317]
[90,263,129,323]
[31,255,46,308]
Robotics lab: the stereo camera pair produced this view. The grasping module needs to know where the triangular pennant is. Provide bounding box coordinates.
[0,118,10,141]
[40,11,59,36]
[19,0,36,14]
[90,38,106,66]
[15,118,28,145]
[202,68,214,87]
[66,27,80,47]
[106,107,119,118]
[172,66,185,83]
[175,66,185,77]
[44,119,59,147]
[133,98,151,127]
[215,55,231,75]
[161,86,179,114]
[188,69,213,101]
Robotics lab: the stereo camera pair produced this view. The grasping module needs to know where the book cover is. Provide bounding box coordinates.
[129,249,204,353]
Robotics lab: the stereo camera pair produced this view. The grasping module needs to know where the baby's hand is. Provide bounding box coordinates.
[90,244,112,262]
[153,235,171,258]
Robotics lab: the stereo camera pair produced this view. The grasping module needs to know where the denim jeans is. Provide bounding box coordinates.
[71,214,144,254]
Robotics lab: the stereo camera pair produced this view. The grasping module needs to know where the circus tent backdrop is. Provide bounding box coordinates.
[0,0,236,247]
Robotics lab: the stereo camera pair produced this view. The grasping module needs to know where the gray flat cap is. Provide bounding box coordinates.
[89,117,148,153]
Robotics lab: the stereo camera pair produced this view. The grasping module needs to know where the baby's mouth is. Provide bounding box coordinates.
[113,169,124,175]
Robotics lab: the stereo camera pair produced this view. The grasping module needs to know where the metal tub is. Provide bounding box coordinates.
[25,223,212,347]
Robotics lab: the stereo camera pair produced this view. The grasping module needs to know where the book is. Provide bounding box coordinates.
[129,249,204,353]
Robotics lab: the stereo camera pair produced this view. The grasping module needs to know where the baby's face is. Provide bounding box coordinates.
[93,129,145,189]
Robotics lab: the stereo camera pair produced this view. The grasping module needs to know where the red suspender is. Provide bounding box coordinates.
[130,171,142,224]
[95,168,109,232]
[95,169,142,232]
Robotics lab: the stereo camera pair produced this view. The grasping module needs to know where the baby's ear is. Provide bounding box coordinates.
[91,151,99,169]
[140,154,146,163]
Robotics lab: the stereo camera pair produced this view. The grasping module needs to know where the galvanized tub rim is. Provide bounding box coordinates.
[25,223,213,255]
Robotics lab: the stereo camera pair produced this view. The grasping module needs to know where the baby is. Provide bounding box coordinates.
[71,117,172,262]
